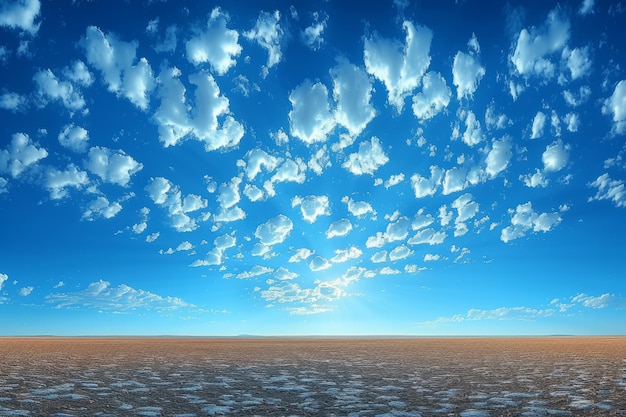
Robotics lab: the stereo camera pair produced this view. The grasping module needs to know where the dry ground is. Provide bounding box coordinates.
[0,337,624,416]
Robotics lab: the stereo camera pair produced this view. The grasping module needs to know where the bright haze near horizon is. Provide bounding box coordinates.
[0,0,625,336]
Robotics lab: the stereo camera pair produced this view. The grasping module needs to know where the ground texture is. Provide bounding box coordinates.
[0,337,625,416]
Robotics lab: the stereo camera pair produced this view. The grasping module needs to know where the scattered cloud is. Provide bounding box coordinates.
[301,11,327,51]
[542,139,570,172]
[292,195,330,223]
[289,80,335,144]
[58,124,89,153]
[588,173,626,207]
[255,214,293,246]
[326,218,353,238]
[531,111,546,139]
[0,133,48,179]
[602,80,626,135]
[45,164,89,199]
[501,202,562,243]
[342,136,389,175]
[85,146,143,186]
[19,286,34,296]
[146,177,207,232]
[0,0,41,34]
[244,10,284,73]
[452,34,485,100]
[342,196,376,218]
[412,71,451,120]
[331,60,376,137]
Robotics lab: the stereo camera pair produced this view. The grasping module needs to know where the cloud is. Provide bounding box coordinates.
[588,173,626,207]
[46,279,194,312]
[45,164,89,199]
[461,110,484,146]
[412,208,435,230]
[0,133,47,178]
[255,214,293,246]
[0,0,40,34]
[412,71,451,121]
[442,167,467,195]
[542,139,570,172]
[342,196,376,218]
[244,10,284,72]
[364,21,433,112]
[0,272,7,290]
[531,111,546,139]
[331,246,362,263]
[132,207,149,234]
[309,255,332,272]
[266,157,307,192]
[186,8,242,75]
[564,112,579,132]
[81,26,155,110]
[572,293,625,309]
[485,137,513,178]
[146,177,207,232]
[371,250,387,263]
[289,248,314,263]
[389,244,413,261]
[342,136,389,175]
[384,173,405,189]
[410,165,443,198]
[84,146,142,186]
[520,169,549,188]
[407,227,446,245]
[326,218,353,238]
[501,202,562,243]
[217,176,241,210]
[19,286,34,296]
[563,85,591,107]
[578,0,595,15]
[452,193,479,224]
[510,7,570,79]
[301,11,327,51]
[237,265,274,279]
[331,60,376,137]
[420,306,555,326]
[58,124,89,153]
[0,92,27,111]
[33,69,87,112]
[308,146,331,175]
[154,67,244,150]
[83,196,123,220]
[291,195,330,223]
[563,46,591,80]
[243,148,278,181]
[288,80,335,144]
[452,34,485,100]
[602,80,626,135]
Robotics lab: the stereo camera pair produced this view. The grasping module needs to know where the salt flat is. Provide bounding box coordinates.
[0,337,624,416]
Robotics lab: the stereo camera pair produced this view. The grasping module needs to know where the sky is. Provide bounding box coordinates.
[0,0,625,336]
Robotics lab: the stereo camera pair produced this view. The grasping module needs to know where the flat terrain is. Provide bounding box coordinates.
[0,337,624,416]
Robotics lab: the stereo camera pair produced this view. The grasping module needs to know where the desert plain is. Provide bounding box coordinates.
[0,336,624,416]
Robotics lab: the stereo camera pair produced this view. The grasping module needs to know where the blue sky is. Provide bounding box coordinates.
[1,0,625,336]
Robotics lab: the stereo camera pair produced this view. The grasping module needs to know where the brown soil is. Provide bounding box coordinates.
[0,337,624,416]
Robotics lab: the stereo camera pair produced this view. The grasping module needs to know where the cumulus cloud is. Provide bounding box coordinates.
[289,247,314,263]
[217,176,241,210]
[267,157,307,189]
[461,110,484,146]
[331,61,376,137]
[588,173,626,207]
[0,0,40,34]
[410,165,443,198]
[289,80,335,144]
[0,272,7,290]
[371,250,387,263]
[407,227,446,245]
[563,85,591,107]
[485,137,513,178]
[602,80,626,135]
[326,218,353,238]
[0,133,47,178]
[255,214,293,246]
[389,244,413,261]
[301,11,327,51]
[452,193,479,224]
[412,71,451,121]
[520,169,549,188]
[309,255,332,272]
[45,164,89,199]
[291,195,330,223]
[83,196,123,220]
[542,139,570,172]
[154,67,244,151]
[243,148,278,181]
[511,7,570,79]
[364,21,433,112]
[572,292,625,309]
[19,286,34,296]
[342,136,389,175]
[58,124,89,153]
[81,26,155,110]
[237,265,274,279]
[442,167,467,195]
[342,196,376,218]
[84,146,142,186]
[146,177,207,232]
[33,69,87,112]
[531,111,546,139]
[186,8,242,75]
[501,202,562,243]
[578,0,595,15]
[46,279,193,312]
[452,34,485,100]
[244,10,284,72]
[412,208,435,230]
[563,46,591,80]
[0,92,27,111]
[331,246,362,263]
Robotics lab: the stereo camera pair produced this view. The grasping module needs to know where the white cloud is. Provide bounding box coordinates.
[442,167,467,195]
[564,112,579,132]
[439,205,453,226]
[244,184,265,202]
[572,292,625,309]
[309,255,332,272]
[243,148,278,180]
[588,173,626,207]
[289,248,314,263]
[563,85,591,107]
[511,7,570,79]
[0,133,47,178]
[19,286,34,296]
[33,69,86,112]
[542,139,570,172]
[461,110,484,146]
[46,279,194,312]
[237,265,274,279]
[385,215,411,242]
[83,196,123,220]
[186,8,241,75]
[217,176,241,210]
[85,146,142,186]
[530,111,546,139]
[342,196,376,218]
[364,20,433,112]
[412,208,435,230]
[366,232,386,248]
[384,173,405,189]
[308,146,331,175]
[578,0,595,16]
[407,228,446,245]
[485,137,513,178]
[342,136,389,175]
[371,250,387,263]
[0,0,40,34]
[154,68,244,151]
[389,244,413,261]
[452,35,485,100]
[0,273,7,290]
[424,253,440,262]
[452,193,479,223]
[45,164,89,199]
[132,207,149,234]
[64,60,94,87]
[275,267,298,281]
[331,246,362,263]
[520,169,549,188]
[244,10,283,71]
[564,46,591,80]
[331,61,376,137]
[291,195,330,223]
[326,218,353,238]
[289,80,335,144]
[267,157,307,189]
[501,202,562,243]
[81,26,155,110]
[412,71,451,121]
[301,11,327,51]
[146,177,206,232]
[420,306,555,326]
[379,267,401,275]
[255,214,293,246]
[251,243,270,257]
[410,165,443,198]
[0,92,27,111]
[602,80,626,135]
[146,232,159,243]
[485,105,509,130]
[58,124,89,153]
